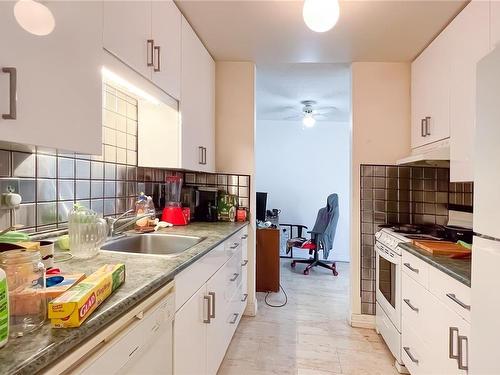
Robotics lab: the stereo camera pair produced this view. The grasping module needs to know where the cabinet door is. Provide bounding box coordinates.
[151,0,181,100]
[174,285,207,375]
[103,1,151,79]
[449,1,490,182]
[411,28,451,148]
[180,17,215,172]
[492,1,500,49]
[0,1,102,154]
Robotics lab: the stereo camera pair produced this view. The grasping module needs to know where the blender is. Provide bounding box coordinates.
[161,176,188,225]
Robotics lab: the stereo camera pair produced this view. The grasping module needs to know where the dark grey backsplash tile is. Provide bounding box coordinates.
[360,164,473,315]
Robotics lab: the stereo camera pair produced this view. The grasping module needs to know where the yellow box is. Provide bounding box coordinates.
[48,264,125,328]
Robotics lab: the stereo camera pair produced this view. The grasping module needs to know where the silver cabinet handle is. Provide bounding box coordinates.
[241,293,248,302]
[421,118,426,137]
[208,291,216,319]
[241,234,248,240]
[425,116,431,135]
[446,293,471,311]
[154,45,161,72]
[230,273,239,282]
[403,299,419,312]
[230,243,240,249]
[203,295,211,324]
[202,147,207,165]
[2,67,17,120]
[229,313,239,324]
[458,335,469,371]
[403,262,419,274]
[241,260,248,267]
[198,146,204,165]
[147,39,154,67]
[449,327,459,360]
[403,347,419,364]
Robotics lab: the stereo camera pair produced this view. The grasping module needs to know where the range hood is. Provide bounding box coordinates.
[397,138,450,167]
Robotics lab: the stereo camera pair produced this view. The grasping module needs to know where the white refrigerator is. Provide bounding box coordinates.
[471,45,500,374]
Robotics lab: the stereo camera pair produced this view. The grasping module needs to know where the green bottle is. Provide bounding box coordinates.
[0,268,8,347]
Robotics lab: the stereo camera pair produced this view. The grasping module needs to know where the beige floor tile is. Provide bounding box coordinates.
[218,261,396,375]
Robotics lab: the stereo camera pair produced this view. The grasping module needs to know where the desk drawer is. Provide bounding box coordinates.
[402,250,429,289]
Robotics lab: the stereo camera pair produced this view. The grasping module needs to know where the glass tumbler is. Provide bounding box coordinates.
[69,204,108,259]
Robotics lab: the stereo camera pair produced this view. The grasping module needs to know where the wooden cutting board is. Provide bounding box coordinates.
[413,240,471,256]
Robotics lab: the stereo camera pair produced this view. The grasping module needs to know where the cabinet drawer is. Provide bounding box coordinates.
[402,324,429,375]
[402,250,429,288]
[402,272,429,339]
[175,243,227,311]
[429,267,471,323]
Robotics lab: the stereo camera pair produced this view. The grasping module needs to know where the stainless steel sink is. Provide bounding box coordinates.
[101,233,205,256]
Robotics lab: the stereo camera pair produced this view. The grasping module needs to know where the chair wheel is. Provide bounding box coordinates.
[333,269,338,276]
[291,261,296,268]
[303,269,309,275]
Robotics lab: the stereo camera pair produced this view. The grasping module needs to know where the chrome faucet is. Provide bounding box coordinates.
[106,209,154,237]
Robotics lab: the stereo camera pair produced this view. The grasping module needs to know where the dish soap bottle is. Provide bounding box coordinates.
[135,193,149,229]
[0,268,8,348]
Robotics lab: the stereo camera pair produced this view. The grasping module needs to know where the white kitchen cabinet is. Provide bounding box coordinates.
[180,17,216,172]
[174,285,208,375]
[104,1,181,100]
[411,26,451,149]
[103,1,152,79]
[0,1,102,155]
[448,1,490,182]
[151,1,181,100]
[491,0,500,49]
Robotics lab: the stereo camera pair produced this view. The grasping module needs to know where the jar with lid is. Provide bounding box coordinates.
[0,250,46,337]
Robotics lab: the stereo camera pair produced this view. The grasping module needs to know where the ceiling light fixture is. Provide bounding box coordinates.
[302,114,316,128]
[303,0,340,33]
[14,0,55,36]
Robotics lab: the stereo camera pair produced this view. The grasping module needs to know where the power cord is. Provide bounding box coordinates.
[264,283,288,308]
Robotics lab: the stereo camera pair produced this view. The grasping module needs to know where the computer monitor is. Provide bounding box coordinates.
[256,192,267,222]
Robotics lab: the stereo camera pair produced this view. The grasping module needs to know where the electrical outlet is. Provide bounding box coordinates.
[0,179,20,209]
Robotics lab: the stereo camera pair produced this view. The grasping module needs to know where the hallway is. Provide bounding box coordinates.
[218,260,399,375]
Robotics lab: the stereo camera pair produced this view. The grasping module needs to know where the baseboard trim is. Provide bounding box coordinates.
[244,300,258,317]
[350,313,376,329]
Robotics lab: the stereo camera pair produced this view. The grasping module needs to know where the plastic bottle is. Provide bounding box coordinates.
[135,193,148,228]
[0,268,9,348]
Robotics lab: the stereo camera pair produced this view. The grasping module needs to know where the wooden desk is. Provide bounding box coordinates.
[256,227,280,292]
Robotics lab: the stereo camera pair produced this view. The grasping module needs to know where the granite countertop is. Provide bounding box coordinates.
[399,242,471,287]
[0,221,249,375]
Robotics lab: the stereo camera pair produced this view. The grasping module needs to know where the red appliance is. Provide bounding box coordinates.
[161,176,188,226]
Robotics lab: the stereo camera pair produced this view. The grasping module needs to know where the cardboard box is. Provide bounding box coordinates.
[48,264,125,328]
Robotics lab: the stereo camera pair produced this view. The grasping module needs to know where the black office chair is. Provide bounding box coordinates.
[282,194,339,276]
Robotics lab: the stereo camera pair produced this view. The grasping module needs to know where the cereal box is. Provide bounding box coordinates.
[48,264,125,328]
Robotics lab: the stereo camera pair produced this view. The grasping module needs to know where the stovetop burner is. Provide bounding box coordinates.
[378,223,446,238]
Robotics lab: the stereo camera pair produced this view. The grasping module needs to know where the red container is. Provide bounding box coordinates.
[162,206,188,226]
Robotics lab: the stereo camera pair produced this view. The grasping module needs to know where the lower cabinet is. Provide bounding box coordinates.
[174,227,248,375]
[401,253,470,375]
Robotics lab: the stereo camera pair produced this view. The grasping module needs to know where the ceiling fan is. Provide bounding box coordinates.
[284,100,338,127]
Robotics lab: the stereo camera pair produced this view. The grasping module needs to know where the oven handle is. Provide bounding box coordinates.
[375,243,399,264]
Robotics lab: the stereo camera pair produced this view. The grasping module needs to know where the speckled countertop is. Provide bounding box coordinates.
[0,221,248,375]
[399,242,471,287]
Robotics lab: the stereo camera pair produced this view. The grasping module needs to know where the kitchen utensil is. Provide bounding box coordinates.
[68,204,108,259]
[412,240,471,256]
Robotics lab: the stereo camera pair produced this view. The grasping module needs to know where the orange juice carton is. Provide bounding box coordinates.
[48,264,125,328]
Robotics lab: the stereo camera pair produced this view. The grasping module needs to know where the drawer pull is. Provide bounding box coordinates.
[241,260,248,267]
[446,293,471,311]
[147,39,154,67]
[403,299,419,313]
[2,67,17,120]
[229,313,239,324]
[203,295,211,324]
[449,327,459,360]
[241,293,248,302]
[230,243,240,249]
[208,291,216,319]
[403,347,419,364]
[403,262,419,274]
[458,335,469,371]
[241,234,248,239]
[230,273,239,282]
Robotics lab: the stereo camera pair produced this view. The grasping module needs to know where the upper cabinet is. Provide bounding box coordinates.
[180,17,215,173]
[103,0,181,100]
[0,1,103,155]
[411,26,451,149]
[492,1,500,49]
[448,1,490,182]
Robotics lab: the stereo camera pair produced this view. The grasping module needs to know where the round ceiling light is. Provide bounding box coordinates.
[303,0,340,33]
[302,114,316,128]
[14,0,55,36]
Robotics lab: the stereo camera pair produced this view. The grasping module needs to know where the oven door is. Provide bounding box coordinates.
[375,241,401,331]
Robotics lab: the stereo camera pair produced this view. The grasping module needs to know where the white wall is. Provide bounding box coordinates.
[215,61,258,316]
[256,120,351,262]
[350,62,411,326]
